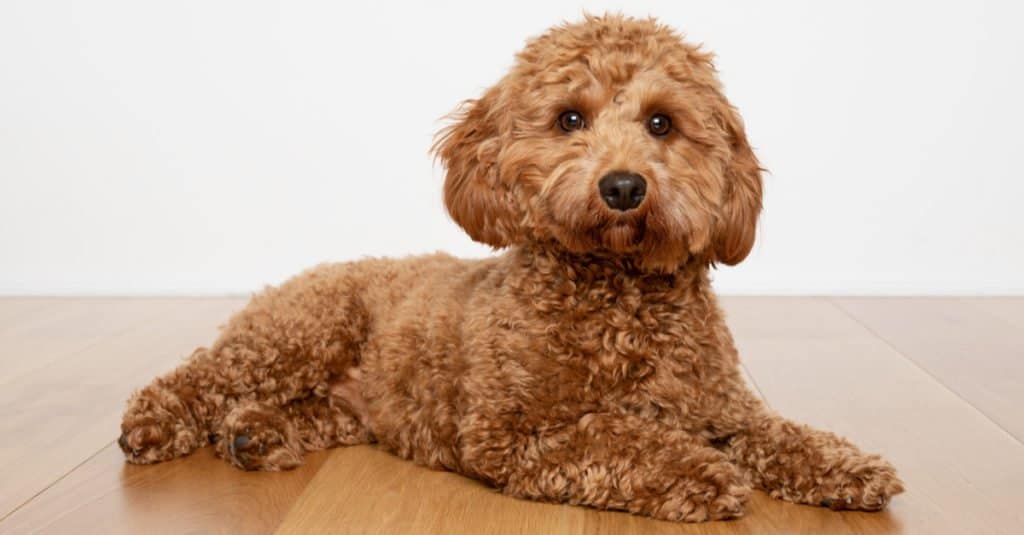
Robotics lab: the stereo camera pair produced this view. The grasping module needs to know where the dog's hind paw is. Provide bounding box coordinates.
[118,421,196,464]
[120,387,203,464]
[215,401,304,471]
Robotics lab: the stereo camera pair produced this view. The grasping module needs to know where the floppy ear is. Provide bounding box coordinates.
[711,101,763,265]
[433,86,519,248]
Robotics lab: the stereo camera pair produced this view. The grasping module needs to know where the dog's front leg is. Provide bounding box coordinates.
[722,412,903,510]
[460,413,752,522]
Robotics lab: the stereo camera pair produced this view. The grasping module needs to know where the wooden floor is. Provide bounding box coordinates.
[0,297,1022,534]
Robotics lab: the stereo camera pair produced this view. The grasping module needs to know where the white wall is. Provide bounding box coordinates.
[1,1,1022,295]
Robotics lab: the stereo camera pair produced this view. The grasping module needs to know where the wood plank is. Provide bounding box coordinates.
[276,438,896,535]
[270,303,881,535]
[0,298,61,327]
[721,297,1024,535]
[0,298,245,521]
[832,297,1024,441]
[0,443,327,535]
[4,297,1023,534]
[970,297,1024,331]
[0,298,202,382]
[277,448,820,535]
[275,445,586,535]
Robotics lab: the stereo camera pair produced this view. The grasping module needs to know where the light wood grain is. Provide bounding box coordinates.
[1,444,327,535]
[0,298,195,383]
[0,298,245,522]
[276,445,586,535]
[275,443,895,535]
[969,297,1024,331]
[0,297,1022,534]
[0,298,60,327]
[722,297,1024,535]
[832,297,1024,441]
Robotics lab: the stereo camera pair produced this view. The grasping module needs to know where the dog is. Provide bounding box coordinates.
[119,14,903,522]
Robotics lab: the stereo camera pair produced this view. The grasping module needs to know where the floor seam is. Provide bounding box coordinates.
[0,301,62,335]
[0,298,245,529]
[2,301,200,387]
[0,440,114,526]
[739,362,770,405]
[825,296,1024,447]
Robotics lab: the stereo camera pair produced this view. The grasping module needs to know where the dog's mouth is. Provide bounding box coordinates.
[540,185,695,270]
[540,189,656,257]
[593,217,647,253]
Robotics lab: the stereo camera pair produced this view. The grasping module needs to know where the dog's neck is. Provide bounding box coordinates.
[503,242,711,308]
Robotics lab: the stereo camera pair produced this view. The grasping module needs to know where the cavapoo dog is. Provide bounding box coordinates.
[119,14,903,522]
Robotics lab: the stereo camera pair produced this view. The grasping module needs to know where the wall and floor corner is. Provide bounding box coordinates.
[1,0,1022,296]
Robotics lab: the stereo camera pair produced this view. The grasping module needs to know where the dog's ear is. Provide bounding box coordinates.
[711,99,763,265]
[433,86,519,248]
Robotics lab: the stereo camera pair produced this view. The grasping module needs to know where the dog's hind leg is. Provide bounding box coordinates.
[213,399,305,471]
[118,262,375,466]
[212,389,371,471]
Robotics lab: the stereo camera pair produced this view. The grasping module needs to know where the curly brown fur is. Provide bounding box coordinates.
[120,14,903,522]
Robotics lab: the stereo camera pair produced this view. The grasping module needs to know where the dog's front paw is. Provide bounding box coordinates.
[817,455,904,511]
[215,401,304,471]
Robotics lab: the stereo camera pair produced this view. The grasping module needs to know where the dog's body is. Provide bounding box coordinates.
[120,15,902,522]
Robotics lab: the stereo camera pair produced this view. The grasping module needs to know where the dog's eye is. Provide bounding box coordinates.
[558,110,586,132]
[647,114,672,136]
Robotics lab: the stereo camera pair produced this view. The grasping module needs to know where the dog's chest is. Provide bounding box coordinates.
[514,286,727,423]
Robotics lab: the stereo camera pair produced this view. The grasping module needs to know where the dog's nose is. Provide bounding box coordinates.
[598,171,646,211]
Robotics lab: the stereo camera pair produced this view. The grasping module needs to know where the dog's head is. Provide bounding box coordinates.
[435,14,762,271]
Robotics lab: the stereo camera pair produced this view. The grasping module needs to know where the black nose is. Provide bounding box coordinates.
[598,171,646,211]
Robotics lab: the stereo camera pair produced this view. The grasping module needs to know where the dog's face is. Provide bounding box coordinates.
[435,15,762,271]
